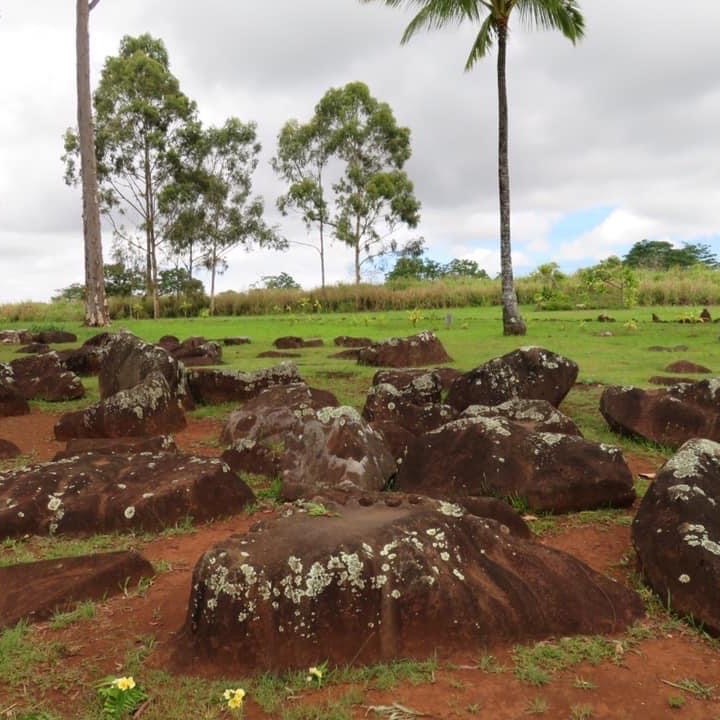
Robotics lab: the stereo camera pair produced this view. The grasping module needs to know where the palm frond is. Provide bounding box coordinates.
[465,15,496,69]
[515,0,585,42]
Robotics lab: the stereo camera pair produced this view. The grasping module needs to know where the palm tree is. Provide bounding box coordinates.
[361,0,584,335]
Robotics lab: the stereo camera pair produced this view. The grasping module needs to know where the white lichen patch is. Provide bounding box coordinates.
[664,439,720,479]
[316,405,362,425]
[124,506,136,520]
[678,574,691,584]
[437,501,464,518]
[679,522,720,556]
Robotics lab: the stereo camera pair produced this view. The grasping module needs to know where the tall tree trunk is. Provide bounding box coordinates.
[76,0,109,326]
[210,242,217,315]
[319,221,326,290]
[497,23,526,336]
[143,137,160,319]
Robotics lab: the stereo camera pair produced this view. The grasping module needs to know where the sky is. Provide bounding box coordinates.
[0,1,718,302]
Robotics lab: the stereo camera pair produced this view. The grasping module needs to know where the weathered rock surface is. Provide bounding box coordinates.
[57,332,114,376]
[220,382,338,445]
[334,336,372,347]
[9,353,85,402]
[0,438,21,459]
[373,367,462,393]
[649,376,693,386]
[223,391,394,497]
[600,380,720,449]
[396,415,634,513]
[54,372,186,440]
[0,551,154,629]
[0,451,254,539]
[35,330,78,344]
[189,363,301,406]
[16,342,50,354]
[461,399,583,437]
[175,496,643,674]
[0,366,30,417]
[53,435,177,461]
[632,439,720,634]
[358,331,452,368]
[169,336,222,367]
[98,332,191,407]
[447,347,578,411]
[223,336,251,346]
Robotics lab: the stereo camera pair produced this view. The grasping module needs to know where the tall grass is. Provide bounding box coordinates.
[2,267,719,323]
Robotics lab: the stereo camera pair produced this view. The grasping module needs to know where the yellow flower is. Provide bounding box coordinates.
[308,666,323,682]
[112,676,136,691]
[224,688,245,710]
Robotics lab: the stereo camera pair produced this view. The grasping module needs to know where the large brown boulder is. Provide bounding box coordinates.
[334,336,372,347]
[9,353,85,402]
[632,439,720,634]
[53,435,177,461]
[664,360,712,374]
[373,367,462,393]
[36,330,78,344]
[447,346,578,411]
[396,415,634,513]
[175,495,643,674]
[98,331,191,408]
[0,451,254,539]
[358,331,452,368]
[169,336,222,367]
[600,380,720,449]
[189,363,302,406]
[0,439,21,459]
[273,336,324,349]
[0,551,154,629]
[220,382,338,445]
[54,372,186,440]
[0,366,29,417]
[57,332,114,375]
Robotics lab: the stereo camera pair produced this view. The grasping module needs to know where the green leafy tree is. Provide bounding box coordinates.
[579,256,638,308]
[103,260,145,297]
[443,258,489,278]
[272,117,332,289]
[163,118,284,315]
[362,0,585,335]
[64,34,197,319]
[624,239,719,269]
[259,272,301,290]
[72,0,109,326]
[281,82,421,286]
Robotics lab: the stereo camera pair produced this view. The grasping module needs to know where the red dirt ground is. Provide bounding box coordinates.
[1,411,719,719]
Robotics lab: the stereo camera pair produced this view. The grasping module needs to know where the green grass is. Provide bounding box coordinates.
[49,600,96,630]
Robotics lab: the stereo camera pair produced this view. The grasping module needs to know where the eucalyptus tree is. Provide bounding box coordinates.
[64,34,197,318]
[74,0,108,326]
[275,82,420,286]
[362,0,585,335]
[164,118,284,314]
[272,117,331,289]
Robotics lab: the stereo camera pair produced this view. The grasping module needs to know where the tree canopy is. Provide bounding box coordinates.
[623,239,719,270]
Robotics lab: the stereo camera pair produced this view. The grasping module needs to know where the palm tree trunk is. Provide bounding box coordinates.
[76,0,109,327]
[497,23,526,336]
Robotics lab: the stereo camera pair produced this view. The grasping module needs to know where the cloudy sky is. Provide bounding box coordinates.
[1,1,718,302]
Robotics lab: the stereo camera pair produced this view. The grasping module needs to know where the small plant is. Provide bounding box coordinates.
[307,661,328,686]
[506,493,530,514]
[525,696,549,715]
[569,705,593,720]
[662,677,715,699]
[668,695,685,709]
[303,502,338,518]
[223,687,246,715]
[572,676,597,691]
[96,676,147,718]
[476,653,506,674]
[49,600,96,630]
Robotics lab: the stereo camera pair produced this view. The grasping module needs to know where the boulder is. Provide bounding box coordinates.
[600,380,720,449]
[664,360,712,374]
[632,439,720,634]
[649,376,693,386]
[461,399,583,436]
[220,382,338,445]
[334,336,372,347]
[54,371,186,440]
[98,332,191,408]
[57,332,114,376]
[188,363,302,406]
[175,495,643,674]
[223,337,251,346]
[0,451,254,539]
[373,367,462,393]
[0,551,154,629]
[169,336,222,367]
[395,415,634,513]
[447,347,578,412]
[0,439,21,460]
[700,308,712,322]
[16,342,50,354]
[0,367,30,417]
[35,330,78,344]
[358,331,452,368]
[273,336,323,349]
[9,353,85,402]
